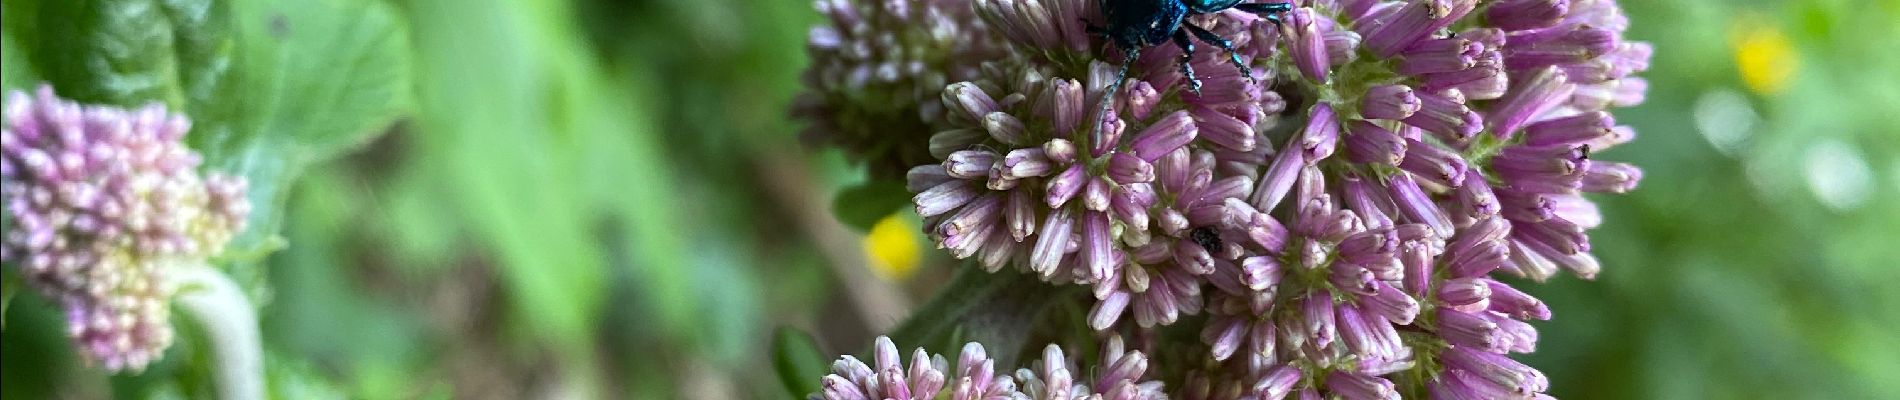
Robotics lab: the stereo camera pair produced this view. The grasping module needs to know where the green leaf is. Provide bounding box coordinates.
[772,327,829,398]
[832,180,912,233]
[14,0,188,107]
[2,0,411,297]
[196,0,413,292]
[1,270,17,330]
[1,29,36,89]
[399,0,610,379]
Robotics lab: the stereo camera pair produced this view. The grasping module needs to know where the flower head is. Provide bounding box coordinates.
[795,0,1007,178]
[811,0,1651,396]
[2,86,251,372]
[813,335,1161,400]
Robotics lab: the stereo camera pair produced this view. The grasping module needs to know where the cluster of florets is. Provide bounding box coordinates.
[794,0,1007,178]
[2,86,251,372]
[807,0,1649,397]
[815,335,1163,400]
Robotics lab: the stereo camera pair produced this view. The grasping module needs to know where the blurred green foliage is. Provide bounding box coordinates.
[3,0,1899,398]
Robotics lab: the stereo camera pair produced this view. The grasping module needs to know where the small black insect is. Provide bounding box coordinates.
[1189,226,1225,252]
[1085,0,1293,145]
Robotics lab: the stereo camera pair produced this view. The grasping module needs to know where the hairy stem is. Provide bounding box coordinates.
[172,263,264,400]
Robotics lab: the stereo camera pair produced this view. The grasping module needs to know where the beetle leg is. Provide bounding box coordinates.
[1185,23,1254,85]
[1236,2,1294,29]
[1173,30,1203,96]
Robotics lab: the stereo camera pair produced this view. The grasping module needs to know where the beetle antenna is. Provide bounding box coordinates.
[1089,47,1143,149]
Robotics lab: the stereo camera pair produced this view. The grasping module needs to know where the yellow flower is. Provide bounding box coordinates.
[863,214,922,281]
[1730,15,1798,95]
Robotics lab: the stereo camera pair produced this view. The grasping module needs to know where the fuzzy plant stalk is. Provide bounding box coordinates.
[172,262,265,399]
[2,86,260,398]
[799,0,1652,397]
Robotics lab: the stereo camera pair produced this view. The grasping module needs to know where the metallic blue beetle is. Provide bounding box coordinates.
[1085,0,1292,142]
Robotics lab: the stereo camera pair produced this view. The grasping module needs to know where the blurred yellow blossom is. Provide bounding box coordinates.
[863,214,922,281]
[1730,15,1798,94]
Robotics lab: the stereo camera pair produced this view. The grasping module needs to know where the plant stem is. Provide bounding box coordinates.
[173,263,264,400]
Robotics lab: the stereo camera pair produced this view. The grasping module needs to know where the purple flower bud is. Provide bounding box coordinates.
[983,112,1029,145]
[1005,189,1039,242]
[1423,55,1507,100]
[930,128,987,160]
[1326,29,1364,65]
[1130,111,1198,162]
[1330,264,1379,296]
[1250,144,1304,213]
[1398,37,1480,75]
[939,193,1002,239]
[1042,138,1079,165]
[1050,79,1087,134]
[1255,365,1302,399]
[1106,152,1156,185]
[1510,216,1587,256]
[1239,255,1284,291]
[1361,85,1422,120]
[1299,104,1341,162]
[1112,185,1154,233]
[1091,291,1132,330]
[1439,346,1550,395]
[907,165,953,193]
[1082,210,1116,282]
[1399,138,1470,187]
[1325,372,1399,400]
[1345,120,1409,166]
[1487,0,1570,31]
[1438,309,1505,352]
[1386,173,1455,238]
[1581,161,1642,193]
[1438,277,1492,306]
[1094,110,1129,157]
[1174,240,1216,275]
[1045,164,1087,207]
[1194,108,1256,151]
[1493,312,1541,353]
[1401,242,1435,296]
[944,82,1000,124]
[1503,26,1619,70]
[1453,169,1501,220]
[1000,148,1053,179]
[1342,172,1399,230]
[1524,111,1613,148]
[945,150,998,179]
[1335,303,1379,354]
[1286,8,1332,82]
[1084,176,1114,212]
[1486,279,1552,320]
[1365,282,1422,324]
[1402,89,1483,140]
[1029,208,1075,276]
[1302,294,1338,349]
[1339,228,1399,266]
[1488,67,1577,138]
[1126,81,1161,121]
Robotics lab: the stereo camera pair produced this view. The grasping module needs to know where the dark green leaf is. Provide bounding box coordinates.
[772,327,829,398]
[18,0,186,107]
[831,180,912,233]
[194,0,413,293]
[1,270,17,330]
[1,29,36,89]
